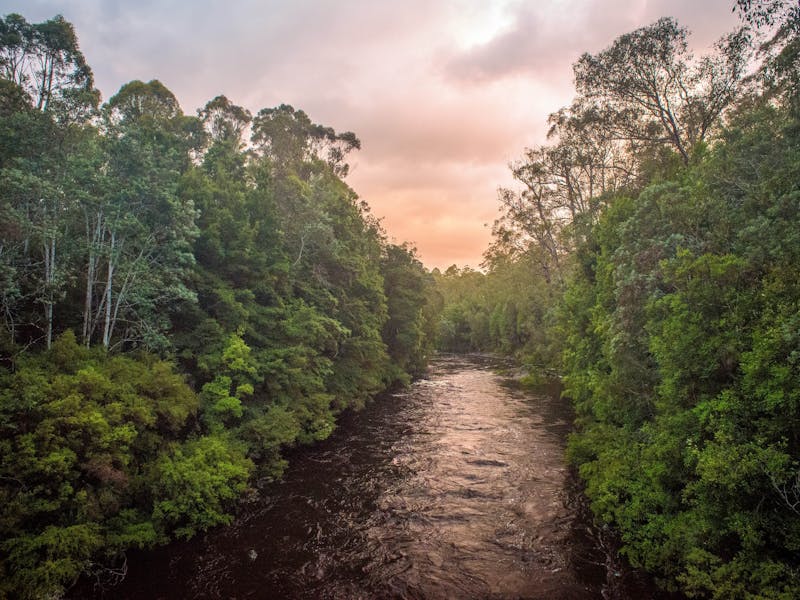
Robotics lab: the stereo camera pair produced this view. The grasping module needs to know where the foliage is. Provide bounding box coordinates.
[574,17,751,165]
[0,13,98,117]
[560,95,800,599]
[0,12,440,599]
[0,331,200,598]
[448,10,800,598]
[151,435,252,539]
[381,243,438,380]
[432,258,560,371]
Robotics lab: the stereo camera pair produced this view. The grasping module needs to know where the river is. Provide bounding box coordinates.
[91,355,661,599]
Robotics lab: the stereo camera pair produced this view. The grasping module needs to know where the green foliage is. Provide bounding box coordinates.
[3,523,104,600]
[0,10,443,597]
[0,13,98,117]
[0,10,456,599]
[240,404,300,480]
[432,257,561,373]
[467,13,800,596]
[151,435,252,539]
[561,103,800,597]
[0,331,200,598]
[381,243,437,379]
[0,15,440,598]
[574,17,751,165]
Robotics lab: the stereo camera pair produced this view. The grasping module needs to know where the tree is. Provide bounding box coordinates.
[0,13,98,118]
[486,98,640,287]
[0,14,98,348]
[0,331,200,599]
[734,0,800,109]
[574,17,751,164]
[734,0,800,27]
[80,80,200,350]
[0,13,440,597]
[251,103,360,177]
[198,94,252,145]
[546,101,635,213]
[381,243,436,378]
[561,99,800,597]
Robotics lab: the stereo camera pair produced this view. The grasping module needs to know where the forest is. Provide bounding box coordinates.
[0,12,438,599]
[437,1,800,597]
[1,1,800,598]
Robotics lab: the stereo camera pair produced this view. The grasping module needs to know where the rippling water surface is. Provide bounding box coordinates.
[100,356,612,599]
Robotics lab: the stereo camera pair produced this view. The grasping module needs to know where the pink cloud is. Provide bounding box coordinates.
[8,0,742,269]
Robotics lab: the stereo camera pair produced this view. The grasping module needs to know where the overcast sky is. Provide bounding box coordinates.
[5,0,741,269]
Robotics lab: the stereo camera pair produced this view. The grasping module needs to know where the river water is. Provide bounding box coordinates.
[96,355,652,599]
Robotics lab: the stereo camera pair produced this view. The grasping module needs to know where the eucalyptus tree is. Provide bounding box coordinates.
[574,17,752,165]
[249,104,364,287]
[734,0,800,109]
[0,13,98,118]
[487,104,634,285]
[487,156,565,285]
[82,80,201,350]
[251,103,360,178]
[198,94,252,145]
[0,13,98,348]
[380,243,438,378]
[734,0,800,27]
[489,18,753,292]
[545,101,637,208]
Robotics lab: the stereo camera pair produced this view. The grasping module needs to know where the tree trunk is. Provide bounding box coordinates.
[82,211,103,346]
[102,230,115,349]
[43,235,56,349]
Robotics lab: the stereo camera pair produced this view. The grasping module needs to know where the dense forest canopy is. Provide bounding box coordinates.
[0,13,438,599]
[437,3,800,597]
[3,2,800,599]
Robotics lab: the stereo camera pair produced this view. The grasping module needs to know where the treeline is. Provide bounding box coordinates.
[0,14,437,599]
[441,2,800,597]
[433,260,559,368]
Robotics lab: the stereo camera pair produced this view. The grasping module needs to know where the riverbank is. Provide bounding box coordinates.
[76,356,675,599]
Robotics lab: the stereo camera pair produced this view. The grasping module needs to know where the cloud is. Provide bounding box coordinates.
[0,0,743,269]
[443,5,579,85]
[349,158,512,269]
[442,0,740,87]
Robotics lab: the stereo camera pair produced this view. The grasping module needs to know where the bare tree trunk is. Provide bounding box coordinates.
[43,235,56,349]
[44,56,55,112]
[102,230,115,349]
[0,244,15,343]
[534,197,561,282]
[108,243,148,347]
[37,55,50,111]
[82,211,103,346]
[45,302,53,348]
[83,250,95,346]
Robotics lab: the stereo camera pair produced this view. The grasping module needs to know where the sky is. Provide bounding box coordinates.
[5,0,741,269]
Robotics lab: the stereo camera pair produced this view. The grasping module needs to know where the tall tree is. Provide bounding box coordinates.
[251,104,360,177]
[574,17,751,164]
[734,0,800,109]
[734,0,800,27]
[83,80,200,350]
[0,14,98,348]
[381,243,436,378]
[0,13,97,118]
[198,94,252,146]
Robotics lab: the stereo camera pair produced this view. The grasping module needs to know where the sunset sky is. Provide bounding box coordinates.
[6,1,741,269]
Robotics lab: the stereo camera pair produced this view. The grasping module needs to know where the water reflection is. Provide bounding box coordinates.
[91,356,617,599]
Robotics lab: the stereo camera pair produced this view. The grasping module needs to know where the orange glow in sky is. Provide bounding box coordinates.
[6,0,740,269]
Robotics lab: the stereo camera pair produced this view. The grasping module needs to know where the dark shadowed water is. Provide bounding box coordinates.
[86,356,659,599]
